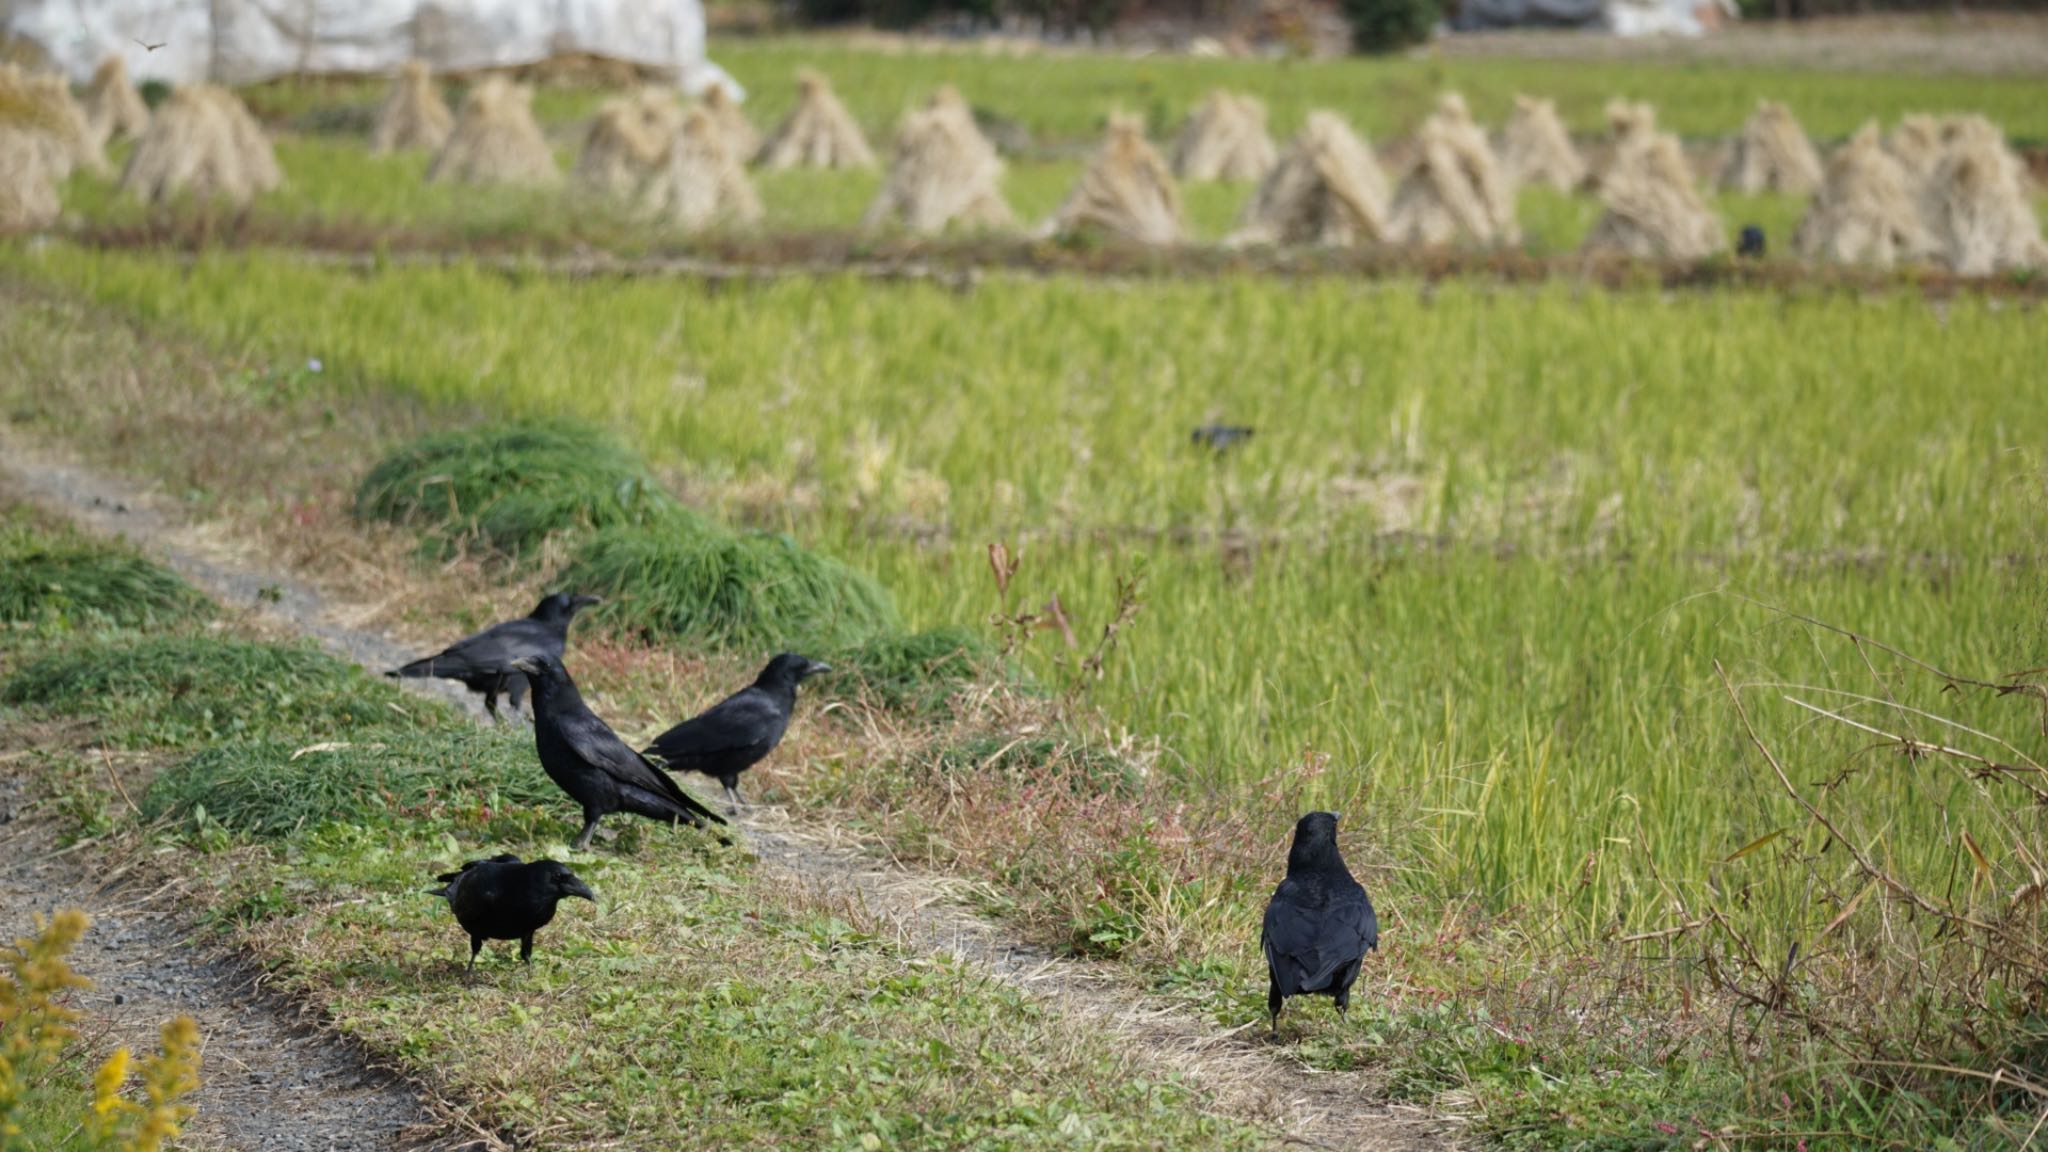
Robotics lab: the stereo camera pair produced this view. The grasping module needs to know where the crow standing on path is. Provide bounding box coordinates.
[427,854,596,969]
[388,592,600,720]
[642,653,831,814]
[510,653,727,850]
[1261,811,1378,1031]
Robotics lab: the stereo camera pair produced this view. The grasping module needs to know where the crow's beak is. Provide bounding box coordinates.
[567,880,597,902]
[806,661,833,677]
[571,595,603,609]
[508,657,539,675]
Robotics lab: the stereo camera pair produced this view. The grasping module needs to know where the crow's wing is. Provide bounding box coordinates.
[560,706,728,826]
[394,619,560,679]
[430,853,522,896]
[644,688,783,766]
[1261,885,1377,995]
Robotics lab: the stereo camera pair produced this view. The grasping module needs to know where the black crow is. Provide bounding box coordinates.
[426,853,595,969]
[642,653,831,814]
[1737,225,1766,259]
[1261,811,1378,1031]
[388,592,600,721]
[509,653,727,850]
[1191,423,1254,453]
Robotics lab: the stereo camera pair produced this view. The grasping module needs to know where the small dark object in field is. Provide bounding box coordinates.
[643,653,831,814]
[511,653,727,850]
[427,854,595,969]
[1191,424,1255,452]
[388,593,600,721]
[1262,811,1378,1031]
[1737,225,1767,258]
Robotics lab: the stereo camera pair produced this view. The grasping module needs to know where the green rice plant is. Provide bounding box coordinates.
[354,420,678,559]
[0,519,212,628]
[1,635,437,747]
[824,625,1008,714]
[562,516,900,652]
[141,728,553,838]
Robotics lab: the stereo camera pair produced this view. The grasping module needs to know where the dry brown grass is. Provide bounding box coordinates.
[1497,94,1583,192]
[426,76,558,187]
[639,106,762,231]
[1043,111,1184,246]
[1228,110,1388,248]
[1794,121,1938,268]
[757,70,875,171]
[862,86,1012,234]
[118,85,279,206]
[1583,130,1725,261]
[0,64,106,180]
[1170,90,1278,183]
[83,55,149,146]
[1720,100,1824,194]
[1386,93,1519,247]
[370,61,452,155]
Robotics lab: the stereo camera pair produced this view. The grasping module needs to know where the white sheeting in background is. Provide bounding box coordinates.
[6,0,739,94]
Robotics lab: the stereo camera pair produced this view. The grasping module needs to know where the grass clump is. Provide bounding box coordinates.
[353,421,676,559]
[142,727,553,838]
[0,516,212,628]
[563,517,900,652]
[826,625,1004,713]
[1,635,431,747]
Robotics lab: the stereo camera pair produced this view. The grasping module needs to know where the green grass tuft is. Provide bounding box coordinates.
[826,626,1006,714]
[142,728,555,838]
[1,635,439,747]
[0,517,213,628]
[353,421,677,558]
[563,517,901,652]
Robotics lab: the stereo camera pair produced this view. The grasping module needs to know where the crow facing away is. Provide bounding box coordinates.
[1737,224,1767,259]
[1261,811,1379,1030]
[642,653,831,814]
[510,653,727,850]
[388,592,601,720]
[427,853,596,969]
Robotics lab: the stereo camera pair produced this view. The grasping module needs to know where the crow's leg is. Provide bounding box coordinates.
[468,937,483,971]
[507,674,530,723]
[722,775,743,815]
[1268,981,1284,1034]
[571,814,601,852]
[483,681,503,723]
[520,935,534,964]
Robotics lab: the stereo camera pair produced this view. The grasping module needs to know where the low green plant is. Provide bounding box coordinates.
[0,519,212,628]
[353,421,677,559]
[563,518,900,652]
[1,635,431,747]
[825,625,1005,713]
[141,728,554,838]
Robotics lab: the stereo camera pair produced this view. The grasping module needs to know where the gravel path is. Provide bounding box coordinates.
[1,427,1461,1152]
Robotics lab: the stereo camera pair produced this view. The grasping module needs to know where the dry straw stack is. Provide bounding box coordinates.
[1,64,107,179]
[0,74,67,228]
[1582,129,1723,261]
[1919,116,2045,276]
[1721,100,1823,194]
[427,76,558,186]
[372,61,453,154]
[1884,114,1947,188]
[640,105,761,230]
[1044,111,1184,245]
[863,86,1012,233]
[1171,90,1278,182]
[1592,98,1659,190]
[84,55,149,146]
[700,83,760,163]
[1229,110,1388,247]
[575,89,682,200]
[119,85,280,205]
[1386,93,1519,247]
[1498,95,1584,192]
[1792,121,1937,268]
[757,71,874,171]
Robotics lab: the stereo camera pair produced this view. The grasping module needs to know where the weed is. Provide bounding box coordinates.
[825,625,1006,714]
[0,517,212,628]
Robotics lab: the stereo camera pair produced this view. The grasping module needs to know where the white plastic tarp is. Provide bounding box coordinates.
[5,0,738,94]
